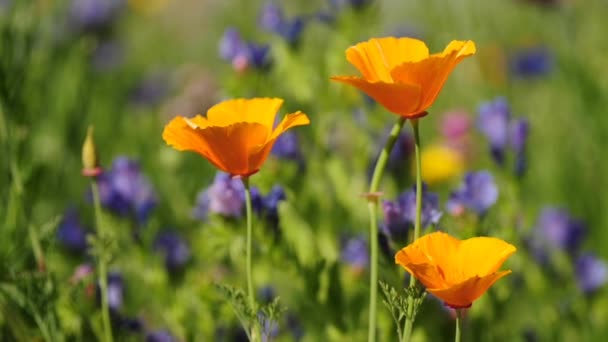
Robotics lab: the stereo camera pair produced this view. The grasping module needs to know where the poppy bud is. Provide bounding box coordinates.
[82,125,102,177]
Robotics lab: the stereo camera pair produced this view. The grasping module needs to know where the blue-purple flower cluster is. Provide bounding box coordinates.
[193,172,287,233]
[219,1,378,72]
[382,184,442,243]
[259,3,307,46]
[447,171,498,216]
[219,28,272,72]
[477,97,529,176]
[510,46,553,78]
[153,230,191,273]
[96,157,158,224]
[57,209,90,253]
[340,235,369,271]
[527,207,607,294]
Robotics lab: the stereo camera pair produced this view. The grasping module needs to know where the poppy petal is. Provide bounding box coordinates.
[206,98,283,129]
[268,111,310,142]
[395,232,460,272]
[428,270,512,308]
[162,116,222,162]
[330,76,422,116]
[345,37,430,82]
[457,237,517,278]
[390,41,475,111]
[196,122,271,176]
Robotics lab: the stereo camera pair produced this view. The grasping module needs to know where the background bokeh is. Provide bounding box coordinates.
[2,0,608,341]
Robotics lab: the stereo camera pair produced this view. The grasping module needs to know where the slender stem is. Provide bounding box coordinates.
[242,177,261,341]
[91,182,113,342]
[242,177,255,310]
[367,117,407,342]
[402,119,423,342]
[411,119,423,243]
[455,309,461,342]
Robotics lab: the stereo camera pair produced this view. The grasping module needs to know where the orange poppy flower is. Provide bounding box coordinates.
[395,231,516,309]
[162,98,310,177]
[331,37,476,119]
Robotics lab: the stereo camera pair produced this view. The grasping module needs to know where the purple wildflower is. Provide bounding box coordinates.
[447,171,498,216]
[218,28,272,72]
[477,97,511,165]
[510,46,553,78]
[246,42,272,70]
[97,272,124,312]
[286,313,305,341]
[153,231,191,273]
[272,130,304,166]
[192,172,245,220]
[69,0,123,33]
[382,184,442,241]
[259,3,283,32]
[534,207,585,254]
[258,311,280,342]
[146,330,178,342]
[57,210,89,253]
[96,157,157,224]
[509,118,529,177]
[258,3,306,46]
[117,316,143,332]
[575,253,608,294]
[340,236,369,270]
[257,285,276,304]
[250,186,265,216]
[263,185,286,222]
[219,28,246,61]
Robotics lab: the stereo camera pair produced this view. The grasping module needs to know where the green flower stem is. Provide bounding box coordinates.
[91,181,113,342]
[242,177,255,310]
[455,309,462,342]
[367,117,407,342]
[242,177,260,341]
[402,119,423,342]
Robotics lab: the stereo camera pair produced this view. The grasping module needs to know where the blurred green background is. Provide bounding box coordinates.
[2,0,608,341]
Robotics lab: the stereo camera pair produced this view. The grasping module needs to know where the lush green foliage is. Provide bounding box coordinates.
[2,0,608,341]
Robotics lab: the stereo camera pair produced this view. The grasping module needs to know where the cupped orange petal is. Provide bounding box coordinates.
[332,37,476,118]
[427,270,512,308]
[345,37,430,83]
[330,76,422,117]
[268,111,311,141]
[390,40,476,111]
[194,122,271,176]
[206,98,284,128]
[395,232,460,270]
[162,98,310,177]
[162,116,224,170]
[456,237,517,279]
[395,231,515,308]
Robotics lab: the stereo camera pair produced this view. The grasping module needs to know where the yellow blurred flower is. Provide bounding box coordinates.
[395,231,516,308]
[419,144,464,184]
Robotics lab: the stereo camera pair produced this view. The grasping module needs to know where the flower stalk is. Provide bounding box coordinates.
[402,118,423,342]
[455,309,462,342]
[242,177,255,310]
[367,117,407,342]
[91,181,113,342]
[242,176,261,341]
